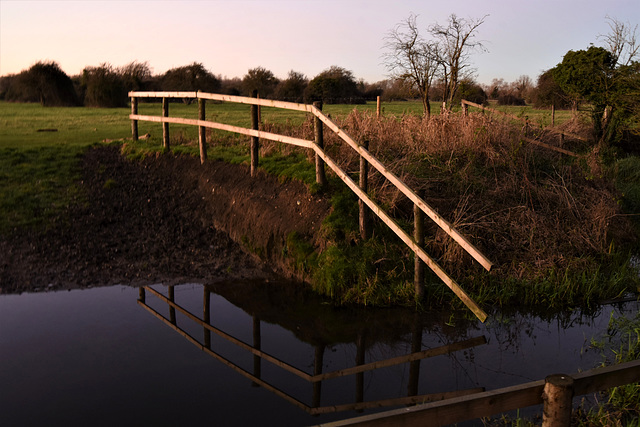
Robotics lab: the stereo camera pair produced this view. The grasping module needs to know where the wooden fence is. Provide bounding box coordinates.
[320,359,640,426]
[129,91,494,322]
[461,99,586,158]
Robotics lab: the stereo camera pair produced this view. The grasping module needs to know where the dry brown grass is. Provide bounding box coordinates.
[263,110,636,284]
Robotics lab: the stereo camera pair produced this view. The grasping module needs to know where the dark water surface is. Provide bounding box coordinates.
[1,281,636,426]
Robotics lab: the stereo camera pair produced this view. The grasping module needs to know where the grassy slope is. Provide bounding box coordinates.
[1,100,637,311]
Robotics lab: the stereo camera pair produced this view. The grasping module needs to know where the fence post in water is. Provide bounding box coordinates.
[252,316,262,387]
[168,285,176,325]
[359,140,371,240]
[162,97,170,150]
[203,287,211,349]
[414,192,425,299]
[542,374,574,427]
[198,98,207,164]
[138,286,145,303]
[313,101,327,187]
[250,90,259,177]
[131,96,138,141]
[312,345,325,408]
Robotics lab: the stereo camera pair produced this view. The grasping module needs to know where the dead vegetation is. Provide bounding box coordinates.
[262,110,637,295]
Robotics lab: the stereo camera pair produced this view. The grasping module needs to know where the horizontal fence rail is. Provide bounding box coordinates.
[461,99,588,148]
[320,359,640,426]
[129,91,495,322]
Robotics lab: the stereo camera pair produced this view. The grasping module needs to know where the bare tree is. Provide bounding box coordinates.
[599,16,639,67]
[383,14,439,117]
[429,14,488,108]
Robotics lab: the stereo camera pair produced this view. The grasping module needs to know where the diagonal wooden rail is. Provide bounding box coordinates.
[129,91,494,322]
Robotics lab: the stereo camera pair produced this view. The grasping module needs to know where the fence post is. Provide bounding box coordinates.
[359,140,370,240]
[138,286,145,303]
[162,97,170,150]
[552,103,556,127]
[376,96,381,118]
[542,374,574,427]
[414,192,425,300]
[131,96,138,141]
[250,90,259,177]
[462,101,468,117]
[198,98,207,164]
[314,101,327,187]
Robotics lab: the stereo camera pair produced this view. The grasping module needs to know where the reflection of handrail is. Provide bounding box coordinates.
[137,285,486,415]
[129,91,492,322]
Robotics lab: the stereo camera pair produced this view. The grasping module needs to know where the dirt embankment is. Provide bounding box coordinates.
[0,146,331,293]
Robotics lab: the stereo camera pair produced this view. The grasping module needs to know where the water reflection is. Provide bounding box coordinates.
[137,284,487,415]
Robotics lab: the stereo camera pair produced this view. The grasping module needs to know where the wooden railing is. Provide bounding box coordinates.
[322,358,640,426]
[461,99,586,158]
[129,91,494,322]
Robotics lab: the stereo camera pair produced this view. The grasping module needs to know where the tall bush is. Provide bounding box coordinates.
[3,61,78,106]
[82,63,127,108]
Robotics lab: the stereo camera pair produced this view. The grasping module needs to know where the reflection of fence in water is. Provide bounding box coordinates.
[136,285,486,415]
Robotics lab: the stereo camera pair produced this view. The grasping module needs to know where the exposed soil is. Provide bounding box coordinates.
[0,146,331,293]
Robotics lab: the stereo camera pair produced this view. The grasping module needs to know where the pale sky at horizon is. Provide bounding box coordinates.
[1,0,638,86]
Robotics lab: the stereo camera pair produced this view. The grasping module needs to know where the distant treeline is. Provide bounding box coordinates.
[0,60,567,108]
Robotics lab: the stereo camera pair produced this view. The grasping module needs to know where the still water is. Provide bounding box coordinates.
[0,280,636,426]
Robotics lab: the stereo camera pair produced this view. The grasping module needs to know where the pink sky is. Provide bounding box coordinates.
[1,0,638,85]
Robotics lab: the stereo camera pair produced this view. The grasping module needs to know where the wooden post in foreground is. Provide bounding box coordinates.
[131,97,138,141]
[198,98,207,164]
[162,97,170,150]
[314,101,327,188]
[414,193,425,300]
[250,90,259,177]
[376,96,381,118]
[461,101,468,117]
[551,103,556,126]
[542,374,574,427]
[359,140,370,240]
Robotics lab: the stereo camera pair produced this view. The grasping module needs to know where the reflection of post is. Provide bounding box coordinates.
[168,285,176,325]
[203,287,211,349]
[312,345,325,409]
[355,333,366,411]
[252,316,261,387]
[407,313,423,399]
[138,287,145,303]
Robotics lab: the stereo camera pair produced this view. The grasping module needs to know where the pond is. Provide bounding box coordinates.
[1,280,636,426]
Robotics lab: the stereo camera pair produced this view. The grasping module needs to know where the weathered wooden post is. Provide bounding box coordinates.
[376,95,381,118]
[198,98,207,164]
[250,90,259,177]
[162,97,170,150]
[414,193,425,300]
[551,103,556,127]
[138,286,145,303]
[313,101,327,187]
[359,140,371,240]
[131,96,138,141]
[542,374,574,427]
[461,101,468,117]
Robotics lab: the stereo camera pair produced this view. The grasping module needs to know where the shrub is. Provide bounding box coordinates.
[82,63,127,108]
[3,61,78,106]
